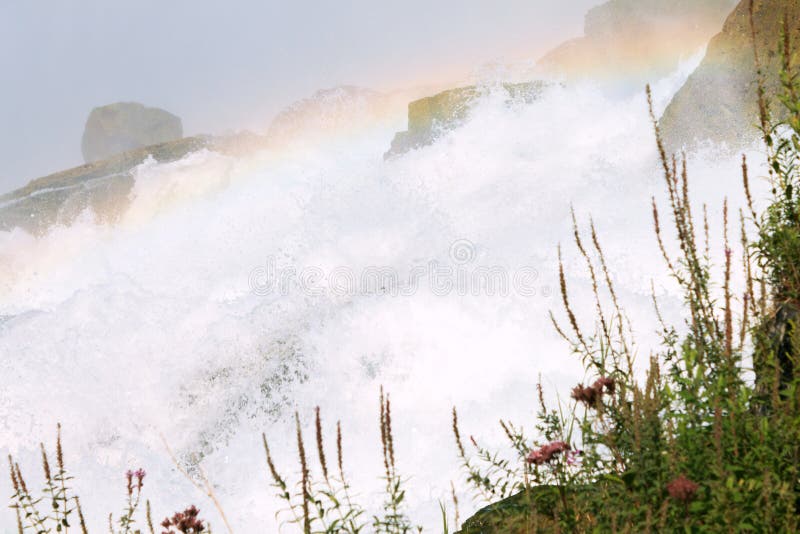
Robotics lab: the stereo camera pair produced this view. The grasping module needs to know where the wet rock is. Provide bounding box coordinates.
[81,102,183,163]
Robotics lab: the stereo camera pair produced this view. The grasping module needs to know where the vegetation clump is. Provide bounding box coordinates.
[8,5,800,533]
[452,9,800,532]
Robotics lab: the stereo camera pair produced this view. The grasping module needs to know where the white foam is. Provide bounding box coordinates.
[0,68,767,530]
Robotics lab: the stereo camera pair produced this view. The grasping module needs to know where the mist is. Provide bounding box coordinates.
[0,0,598,191]
[2,0,780,530]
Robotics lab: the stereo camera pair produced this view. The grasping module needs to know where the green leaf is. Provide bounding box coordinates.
[600,474,625,485]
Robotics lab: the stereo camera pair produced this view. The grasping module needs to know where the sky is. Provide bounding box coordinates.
[0,0,601,192]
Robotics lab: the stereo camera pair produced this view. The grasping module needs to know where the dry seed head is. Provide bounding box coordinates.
[572,209,609,339]
[590,216,632,362]
[145,499,154,534]
[314,406,329,480]
[385,395,396,471]
[294,412,311,534]
[740,290,750,351]
[748,0,771,135]
[680,155,697,249]
[14,463,27,494]
[558,245,587,348]
[499,419,514,444]
[452,407,466,459]
[782,12,792,74]
[450,480,460,528]
[40,442,51,483]
[742,155,759,224]
[646,84,670,180]
[56,422,64,472]
[703,203,710,259]
[549,310,571,344]
[8,455,19,492]
[379,387,390,478]
[651,280,666,330]
[76,496,89,534]
[261,433,283,488]
[652,199,674,274]
[336,420,344,476]
[537,378,546,414]
[724,198,733,359]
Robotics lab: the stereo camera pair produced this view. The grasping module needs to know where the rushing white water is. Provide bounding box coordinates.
[0,52,766,531]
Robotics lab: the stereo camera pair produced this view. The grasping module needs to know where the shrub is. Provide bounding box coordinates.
[454,9,800,532]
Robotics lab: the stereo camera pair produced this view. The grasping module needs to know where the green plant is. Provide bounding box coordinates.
[9,424,84,534]
[8,425,211,534]
[454,6,800,532]
[262,390,420,534]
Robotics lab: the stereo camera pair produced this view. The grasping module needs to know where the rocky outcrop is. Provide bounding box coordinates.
[384,0,739,157]
[659,0,800,152]
[455,487,573,533]
[266,86,390,146]
[0,132,265,234]
[385,82,548,157]
[538,0,738,91]
[82,102,183,163]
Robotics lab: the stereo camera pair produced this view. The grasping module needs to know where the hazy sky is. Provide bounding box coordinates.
[0,1,600,191]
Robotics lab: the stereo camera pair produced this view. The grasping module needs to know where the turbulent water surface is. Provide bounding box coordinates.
[0,57,763,530]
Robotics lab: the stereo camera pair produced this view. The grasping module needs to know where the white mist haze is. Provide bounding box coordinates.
[0,0,600,190]
[0,40,768,530]
[0,0,769,530]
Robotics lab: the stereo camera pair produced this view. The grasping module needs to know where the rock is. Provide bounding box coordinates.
[659,0,800,152]
[267,85,384,144]
[385,82,548,157]
[455,487,568,533]
[266,86,390,147]
[0,132,266,234]
[81,102,183,163]
[538,0,738,91]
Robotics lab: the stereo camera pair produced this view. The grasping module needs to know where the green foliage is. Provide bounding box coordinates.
[8,426,212,534]
[9,425,83,534]
[10,11,800,534]
[754,17,800,303]
[262,396,420,534]
[451,20,800,533]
